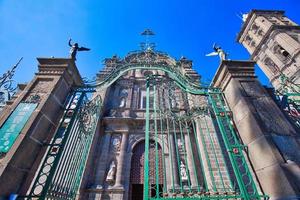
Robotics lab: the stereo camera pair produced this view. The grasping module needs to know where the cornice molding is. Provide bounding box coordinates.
[211,60,256,90]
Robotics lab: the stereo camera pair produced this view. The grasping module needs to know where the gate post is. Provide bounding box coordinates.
[0,58,83,198]
[211,60,300,199]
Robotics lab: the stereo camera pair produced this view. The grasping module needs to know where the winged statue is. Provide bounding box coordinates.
[206,43,228,61]
[68,38,90,60]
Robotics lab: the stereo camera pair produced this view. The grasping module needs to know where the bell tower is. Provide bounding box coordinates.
[237,10,300,91]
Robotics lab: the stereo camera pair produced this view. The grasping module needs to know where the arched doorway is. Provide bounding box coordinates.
[130,140,163,200]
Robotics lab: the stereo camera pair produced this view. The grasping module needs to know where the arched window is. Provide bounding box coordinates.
[273,44,290,61]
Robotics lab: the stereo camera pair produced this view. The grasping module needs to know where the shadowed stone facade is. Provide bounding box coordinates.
[0,58,83,198]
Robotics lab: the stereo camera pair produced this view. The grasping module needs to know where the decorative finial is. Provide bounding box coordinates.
[140,29,156,51]
[206,43,228,61]
[68,38,90,60]
[242,13,248,22]
[0,57,23,103]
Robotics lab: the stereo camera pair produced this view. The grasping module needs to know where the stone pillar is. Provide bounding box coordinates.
[93,133,112,188]
[184,133,197,188]
[114,132,129,188]
[0,58,82,197]
[169,133,179,188]
[211,60,300,199]
[194,118,214,191]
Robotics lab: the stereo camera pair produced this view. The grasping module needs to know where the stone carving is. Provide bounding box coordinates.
[24,93,41,104]
[106,161,116,182]
[119,88,128,108]
[180,161,188,181]
[119,97,126,108]
[111,135,121,151]
[68,38,90,60]
[177,138,183,151]
[24,79,54,103]
[206,43,228,61]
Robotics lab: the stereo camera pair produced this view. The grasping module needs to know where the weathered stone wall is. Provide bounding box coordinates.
[211,60,300,199]
[0,58,82,198]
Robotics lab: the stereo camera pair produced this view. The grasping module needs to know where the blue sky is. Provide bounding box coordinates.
[0,0,300,86]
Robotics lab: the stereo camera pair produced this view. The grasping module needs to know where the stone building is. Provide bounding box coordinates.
[237,10,300,93]
[0,10,299,200]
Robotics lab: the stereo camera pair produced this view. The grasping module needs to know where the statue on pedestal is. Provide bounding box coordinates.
[106,161,116,182]
[206,43,228,61]
[68,38,90,60]
[180,161,188,181]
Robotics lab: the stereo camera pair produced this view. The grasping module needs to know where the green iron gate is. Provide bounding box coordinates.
[25,88,101,199]
[142,76,267,200]
[23,63,267,200]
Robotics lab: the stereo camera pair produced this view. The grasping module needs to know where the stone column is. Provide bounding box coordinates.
[114,132,129,188]
[125,83,133,109]
[194,118,213,191]
[184,133,197,188]
[93,133,112,188]
[0,58,83,196]
[211,60,300,199]
[169,133,179,188]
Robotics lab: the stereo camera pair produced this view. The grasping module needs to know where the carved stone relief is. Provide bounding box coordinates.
[111,134,122,152]
[23,78,54,103]
[180,161,188,182]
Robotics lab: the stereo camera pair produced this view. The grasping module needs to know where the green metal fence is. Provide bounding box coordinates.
[143,77,267,200]
[22,63,268,200]
[25,89,101,200]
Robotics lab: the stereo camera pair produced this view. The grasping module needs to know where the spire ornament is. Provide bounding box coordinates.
[140,29,156,51]
[0,57,23,104]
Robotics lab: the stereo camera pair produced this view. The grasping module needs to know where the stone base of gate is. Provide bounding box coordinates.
[86,186,125,200]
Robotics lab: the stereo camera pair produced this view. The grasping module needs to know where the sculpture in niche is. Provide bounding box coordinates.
[119,88,128,108]
[119,97,126,108]
[106,161,116,182]
[112,136,121,151]
[180,161,188,181]
[177,138,183,151]
[171,97,178,108]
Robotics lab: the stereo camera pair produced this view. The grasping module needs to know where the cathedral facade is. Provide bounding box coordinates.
[0,10,299,200]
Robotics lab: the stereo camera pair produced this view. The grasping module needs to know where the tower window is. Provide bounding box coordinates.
[273,44,290,61]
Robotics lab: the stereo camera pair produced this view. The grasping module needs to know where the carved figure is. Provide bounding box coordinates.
[106,161,116,182]
[177,138,183,151]
[206,43,228,61]
[112,137,121,151]
[68,38,90,60]
[119,97,126,108]
[180,161,188,181]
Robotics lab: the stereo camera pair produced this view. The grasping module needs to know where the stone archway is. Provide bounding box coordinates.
[129,140,163,200]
